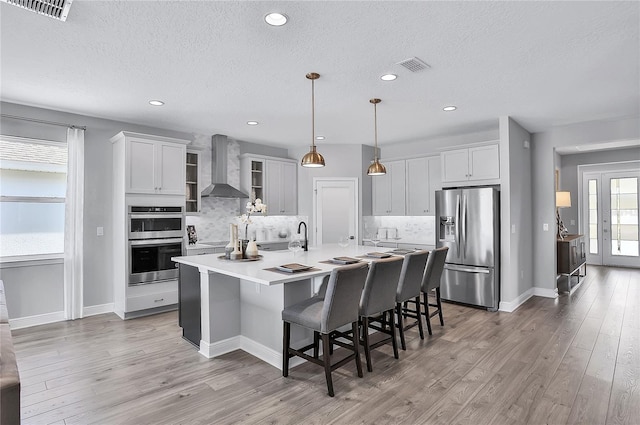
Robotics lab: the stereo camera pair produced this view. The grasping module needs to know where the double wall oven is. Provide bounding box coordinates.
[128,206,184,285]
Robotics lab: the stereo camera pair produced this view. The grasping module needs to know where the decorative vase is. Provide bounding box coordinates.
[245,240,259,258]
[241,239,249,258]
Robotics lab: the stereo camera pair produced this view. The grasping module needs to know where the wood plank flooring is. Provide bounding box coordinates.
[11,265,640,424]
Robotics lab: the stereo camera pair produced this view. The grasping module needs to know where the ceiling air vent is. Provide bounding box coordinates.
[396,57,431,73]
[1,0,73,21]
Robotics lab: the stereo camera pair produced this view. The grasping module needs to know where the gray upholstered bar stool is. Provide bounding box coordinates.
[421,247,449,335]
[395,250,430,350]
[358,256,403,372]
[282,262,368,397]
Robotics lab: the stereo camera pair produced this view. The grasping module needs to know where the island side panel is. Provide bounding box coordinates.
[199,269,241,358]
[239,278,314,370]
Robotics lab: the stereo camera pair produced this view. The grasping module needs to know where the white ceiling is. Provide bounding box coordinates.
[1,1,638,149]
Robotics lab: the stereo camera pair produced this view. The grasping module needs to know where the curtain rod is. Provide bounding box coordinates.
[1,114,87,131]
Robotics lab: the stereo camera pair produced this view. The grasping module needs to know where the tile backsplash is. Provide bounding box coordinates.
[363,215,435,245]
[185,134,307,243]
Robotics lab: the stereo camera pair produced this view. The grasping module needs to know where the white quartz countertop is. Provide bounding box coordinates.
[172,244,410,286]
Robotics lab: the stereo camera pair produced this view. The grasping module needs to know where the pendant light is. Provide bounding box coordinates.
[301,72,326,168]
[367,98,386,176]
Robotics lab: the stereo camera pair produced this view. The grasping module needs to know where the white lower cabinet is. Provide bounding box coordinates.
[126,280,178,313]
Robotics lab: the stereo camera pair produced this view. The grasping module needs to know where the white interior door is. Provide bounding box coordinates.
[314,178,358,245]
[583,170,639,267]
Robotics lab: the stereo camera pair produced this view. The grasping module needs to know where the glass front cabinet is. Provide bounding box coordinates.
[185,150,200,214]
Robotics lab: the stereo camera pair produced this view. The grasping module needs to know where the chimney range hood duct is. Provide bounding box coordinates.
[201,135,249,198]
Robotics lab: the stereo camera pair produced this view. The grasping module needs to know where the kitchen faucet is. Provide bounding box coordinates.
[297,221,308,251]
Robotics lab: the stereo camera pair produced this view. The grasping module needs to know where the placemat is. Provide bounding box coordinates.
[356,253,393,259]
[318,257,360,266]
[264,267,322,275]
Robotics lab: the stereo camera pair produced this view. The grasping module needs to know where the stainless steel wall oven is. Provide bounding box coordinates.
[128,206,184,285]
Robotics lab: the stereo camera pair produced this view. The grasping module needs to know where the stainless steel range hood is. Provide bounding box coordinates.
[201,134,249,198]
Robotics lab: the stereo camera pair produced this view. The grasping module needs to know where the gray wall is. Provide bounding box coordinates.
[380,128,499,159]
[291,144,374,245]
[558,147,640,235]
[1,101,198,318]
[499,116,533,303]
[531,116,640,294]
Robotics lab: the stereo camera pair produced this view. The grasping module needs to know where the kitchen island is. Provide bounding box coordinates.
[172,244,393,370]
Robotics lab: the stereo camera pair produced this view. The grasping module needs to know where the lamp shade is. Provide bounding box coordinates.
[367,159,387,176]
[556,191,571,208]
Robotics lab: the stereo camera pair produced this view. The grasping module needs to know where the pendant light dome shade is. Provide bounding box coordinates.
[367,159,387,175]
[301,145,325,167]
[301,72,326,168]
[367,98,386,176]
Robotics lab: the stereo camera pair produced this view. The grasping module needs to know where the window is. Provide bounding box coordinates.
[588,179,598,254]
[0,137,67,258]
[610,177,639,257]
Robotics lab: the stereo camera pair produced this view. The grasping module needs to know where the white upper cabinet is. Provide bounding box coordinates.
[372,160,406,216]
[441,143,500,186]
[406,156,441,215]
[266,159,297,215]
[241,154,297,215]
[113,132,189,195]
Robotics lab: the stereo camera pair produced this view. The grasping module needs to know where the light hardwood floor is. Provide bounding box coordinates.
[12,265,640,424]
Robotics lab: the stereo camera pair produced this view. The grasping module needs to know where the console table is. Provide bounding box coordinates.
[557,234,586,293]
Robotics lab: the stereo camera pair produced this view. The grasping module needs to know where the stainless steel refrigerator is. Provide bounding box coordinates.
[436,187,500,311]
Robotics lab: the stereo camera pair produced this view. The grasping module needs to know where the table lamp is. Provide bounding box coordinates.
[556,191,571,239]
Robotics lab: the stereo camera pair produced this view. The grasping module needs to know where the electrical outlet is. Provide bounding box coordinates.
[511,224,516,234]
[570,219,575,225]
[543,223,549,231]
[97,226,104,236]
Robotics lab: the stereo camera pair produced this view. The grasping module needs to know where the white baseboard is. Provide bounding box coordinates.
[532,287,559,299]
[199,335,242,358]
[9,311,65,330]
[198,335,304,370]
[499,286,559,313]
[83,303,114,317]
[499,289,533,313]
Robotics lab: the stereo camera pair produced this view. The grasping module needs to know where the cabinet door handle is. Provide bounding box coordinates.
[154,298,164,303]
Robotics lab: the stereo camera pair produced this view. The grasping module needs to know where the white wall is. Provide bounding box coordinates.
[531,117,640,294]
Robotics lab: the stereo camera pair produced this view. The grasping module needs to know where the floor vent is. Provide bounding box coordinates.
[1,0,73,21]
[396,57,431,73]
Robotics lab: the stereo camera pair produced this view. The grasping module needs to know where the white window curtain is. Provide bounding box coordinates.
[64,127,84,320]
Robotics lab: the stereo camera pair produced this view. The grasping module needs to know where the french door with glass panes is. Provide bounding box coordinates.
[583,170,639,267]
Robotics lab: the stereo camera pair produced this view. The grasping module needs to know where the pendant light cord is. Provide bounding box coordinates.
[311,78,315,148]
[373,102,378,160]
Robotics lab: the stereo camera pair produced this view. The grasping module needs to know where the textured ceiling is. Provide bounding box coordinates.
[1,1,638,149]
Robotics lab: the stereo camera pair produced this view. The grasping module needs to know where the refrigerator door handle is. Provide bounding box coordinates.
[461,194,467,261]
[445,264,491,274]
[455,194,461,254]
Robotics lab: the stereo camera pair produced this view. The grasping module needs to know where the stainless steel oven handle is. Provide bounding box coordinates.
[129,238,184,246]
[129,213,184,220]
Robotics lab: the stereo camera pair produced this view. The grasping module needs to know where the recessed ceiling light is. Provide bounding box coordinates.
[316,136,325,140]
[443,105,457,111]
[265,12,288,26]
[247,121,259,126]
[149,100,164,106]
[380,74,397,81]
